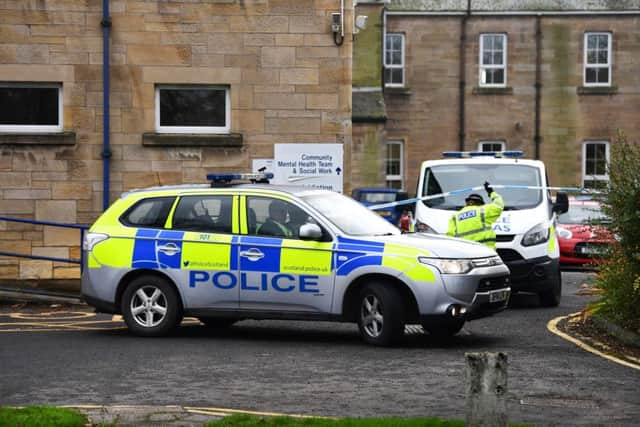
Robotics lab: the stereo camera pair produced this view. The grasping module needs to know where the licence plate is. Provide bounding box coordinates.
[489,290,509,303]
[580,246,603,255]
[376,210,392,217]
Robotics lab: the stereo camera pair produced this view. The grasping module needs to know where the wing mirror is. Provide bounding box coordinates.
[553,192,569,214]
[299,223,323,240]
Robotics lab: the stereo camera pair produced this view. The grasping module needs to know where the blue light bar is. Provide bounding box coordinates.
[442,151,524,158]
[206,172,273,185]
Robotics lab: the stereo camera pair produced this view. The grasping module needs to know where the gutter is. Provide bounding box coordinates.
[386,10,640,16]
[101,0,112,211]
[458,0,470,151]
[534,15,542,160]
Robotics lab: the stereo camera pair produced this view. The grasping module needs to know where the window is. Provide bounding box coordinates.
[247,197,314,239]
[584,33,611,86]
[121,197,175,229]
[583,141,609,189]
[386,141,403,189]
[479,34,507,87]
[0,83,62,133]
[478,141,505,152]
[155,85,230,134]
[384,33,405,87]
[172,195,233,233]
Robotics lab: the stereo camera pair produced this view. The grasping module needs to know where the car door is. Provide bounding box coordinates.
[169,193,240,310]
[238,195,335,313]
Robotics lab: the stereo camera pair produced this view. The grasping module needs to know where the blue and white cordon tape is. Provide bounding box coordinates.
[367,185,597,211]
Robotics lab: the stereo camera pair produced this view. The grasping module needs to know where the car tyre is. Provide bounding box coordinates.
[421,318,465,339]
[121,275,183,337]
[539,270,562,307]
[356,282,405,346]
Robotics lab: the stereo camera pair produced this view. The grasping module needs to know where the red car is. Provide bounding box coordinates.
[556,198,614,269]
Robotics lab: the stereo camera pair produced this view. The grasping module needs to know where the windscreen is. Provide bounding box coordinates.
[558,203,608,224]
[421,164,542,210]
[358,192,398,203]
[302,192,400,236]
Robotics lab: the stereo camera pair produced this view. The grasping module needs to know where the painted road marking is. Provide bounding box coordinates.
[548,313,640,372]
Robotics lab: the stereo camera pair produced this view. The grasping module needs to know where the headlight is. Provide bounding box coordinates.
[83,232,109,251]
[471,256,503,268]
[415,220,437,234]
[556,226,572,239]
[418,257,473,274]
[521,222,550,247]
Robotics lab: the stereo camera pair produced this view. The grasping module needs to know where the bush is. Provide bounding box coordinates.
[592,131,640,332]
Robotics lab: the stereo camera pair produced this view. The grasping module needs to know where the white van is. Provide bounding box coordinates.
[414,152,569,306]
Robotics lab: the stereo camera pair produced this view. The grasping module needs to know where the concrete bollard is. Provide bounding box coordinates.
[465,352,508,427]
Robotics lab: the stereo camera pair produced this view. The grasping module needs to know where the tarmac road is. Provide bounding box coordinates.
[0,271,638,426]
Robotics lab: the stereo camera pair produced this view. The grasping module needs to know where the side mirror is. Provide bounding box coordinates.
[299,223,323,240]
[553,192,569,214]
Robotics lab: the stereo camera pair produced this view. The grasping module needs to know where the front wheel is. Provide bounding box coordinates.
[356,282,405,346]
[539,271,562,307]
[121,275,183,337]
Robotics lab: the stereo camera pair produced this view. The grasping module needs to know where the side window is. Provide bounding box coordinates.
[172,195,233,233]
[247,197,314,239]
[120,197,175,229]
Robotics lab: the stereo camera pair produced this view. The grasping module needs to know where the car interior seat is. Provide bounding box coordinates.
[247,207,257,234]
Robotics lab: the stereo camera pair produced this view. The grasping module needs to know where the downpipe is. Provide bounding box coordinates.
[101,0,112,211]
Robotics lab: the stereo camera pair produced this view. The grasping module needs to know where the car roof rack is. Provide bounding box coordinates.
[442,151,524,158]
[206,172,273,187]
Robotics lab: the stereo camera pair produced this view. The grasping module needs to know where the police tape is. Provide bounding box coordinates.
[367,185,598,211]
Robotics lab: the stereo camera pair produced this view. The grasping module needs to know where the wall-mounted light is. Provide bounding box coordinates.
[332,0,345,46]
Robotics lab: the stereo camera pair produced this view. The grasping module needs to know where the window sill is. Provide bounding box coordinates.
[0,132,76,145]
[384,86,412,96]
[142,132,243,147]
[577,85,618,95]
[472,86,513,95]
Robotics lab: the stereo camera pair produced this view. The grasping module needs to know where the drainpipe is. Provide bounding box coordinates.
[101,0,112,211]
[534,14,542,160]
[458,0,470,151]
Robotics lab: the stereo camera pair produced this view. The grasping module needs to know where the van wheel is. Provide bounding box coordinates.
[539,271,562,307]
[199,318,238,330]
[422,318,465,338]
[121,275,182,337]
[356,282,405,346]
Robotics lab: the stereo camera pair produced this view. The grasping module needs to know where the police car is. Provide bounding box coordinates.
[81,173,510,346]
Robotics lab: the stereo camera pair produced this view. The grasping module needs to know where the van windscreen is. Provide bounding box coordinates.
[421,164,542,210]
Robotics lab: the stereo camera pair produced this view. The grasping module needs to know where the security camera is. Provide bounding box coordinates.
[355,15,368,31]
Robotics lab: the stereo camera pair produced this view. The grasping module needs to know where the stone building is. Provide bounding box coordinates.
[0,0,353,281]
[353,0,640,193]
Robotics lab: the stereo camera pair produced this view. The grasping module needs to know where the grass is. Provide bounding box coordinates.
[0,406,87,427]
[206,414,534,427]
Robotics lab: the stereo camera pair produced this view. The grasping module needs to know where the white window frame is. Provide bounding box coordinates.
[478,141,506,152]
[583,32,612,87]
[582,141,610,187]
[479,33,507,88]
[384,33,405,88]
[0,82,63,133]
[385,140,404,189]
[155,85,230,134]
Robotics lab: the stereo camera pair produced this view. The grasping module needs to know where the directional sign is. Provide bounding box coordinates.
[272,144,344,193]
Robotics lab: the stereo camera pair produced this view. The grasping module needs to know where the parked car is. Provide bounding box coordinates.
[351,187,412,225]
[556,197,614,269]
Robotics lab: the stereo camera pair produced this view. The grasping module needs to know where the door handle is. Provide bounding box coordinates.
[239,248,264,261]
[157,243,180,256]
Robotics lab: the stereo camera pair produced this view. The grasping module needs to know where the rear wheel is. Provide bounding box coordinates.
[121,275,183,337]
[356,282,405,346]
[421,318,465,338]
[539,271,562,307]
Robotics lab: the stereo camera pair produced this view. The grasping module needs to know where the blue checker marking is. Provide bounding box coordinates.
[336,236,384,253]
[336,255,383,276]
[132,229,184,269]
[230,236,239,271]
[239,236,282,273]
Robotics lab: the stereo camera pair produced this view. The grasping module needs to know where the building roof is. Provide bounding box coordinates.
[388,0,640,12]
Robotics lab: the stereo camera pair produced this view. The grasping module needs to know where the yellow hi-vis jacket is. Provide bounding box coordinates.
[446,192,505,249]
